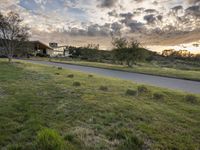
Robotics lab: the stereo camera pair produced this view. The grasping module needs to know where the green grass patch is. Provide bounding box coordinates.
[0,59,200,150]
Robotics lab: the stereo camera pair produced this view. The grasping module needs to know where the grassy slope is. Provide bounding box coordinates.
[48,58,200,81]
[0,59,200,150]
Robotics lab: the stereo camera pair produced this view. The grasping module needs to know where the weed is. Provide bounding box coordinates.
[88,74,93,78]
[68,74,74,78]
[185,95,198,104]
[35,128,66,150]
[99,86,108,91]
[153,92,165,100]
[137,85,149,94]
[73,82,81,87]
[126,89,138,96]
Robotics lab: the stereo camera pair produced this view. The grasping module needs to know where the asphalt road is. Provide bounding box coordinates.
[25,60,200,94]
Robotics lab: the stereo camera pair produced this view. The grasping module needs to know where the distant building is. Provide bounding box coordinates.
[0,39,53,56]
[32,41,54,56]
[49,43,58,48]
[49,43,70,57]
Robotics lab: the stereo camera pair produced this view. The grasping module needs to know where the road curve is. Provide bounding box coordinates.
[24,60,200,94]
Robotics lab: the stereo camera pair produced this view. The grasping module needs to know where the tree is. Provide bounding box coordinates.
[0,11,30,62]
[112,37,148,67]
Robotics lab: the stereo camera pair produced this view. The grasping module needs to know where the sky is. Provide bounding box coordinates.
[0,0,200,53]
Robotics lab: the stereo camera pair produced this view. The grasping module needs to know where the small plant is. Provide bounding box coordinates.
[68,74,74,78]
[73,82,81,87]
[185,94,198,104]
[126,89,138,96]
[35,128,66,150]
[64,134,74,142]
[55,73,60,75]
[88,74,93,78]
[7,144,23,150]
[99,86,108,91]
[137,85,149,94]
[58,67,62,70]
[153,92,165,100]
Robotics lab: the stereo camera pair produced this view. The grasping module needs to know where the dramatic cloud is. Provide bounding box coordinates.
[186,5,200,18]
[98,0,118,8]
[0,0,200,53]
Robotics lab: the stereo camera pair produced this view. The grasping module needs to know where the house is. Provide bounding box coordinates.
[0,39,54,57]
[49,42,70,57]
[31,41,54,56]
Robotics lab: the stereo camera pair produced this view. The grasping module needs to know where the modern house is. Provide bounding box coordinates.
[0,39,54,57]
[31,41,54,56]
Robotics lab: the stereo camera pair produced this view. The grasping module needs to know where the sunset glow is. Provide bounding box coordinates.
[1,0,200,53]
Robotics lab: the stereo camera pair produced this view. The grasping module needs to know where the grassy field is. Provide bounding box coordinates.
[0,59,200,150]
[46,58,200,81]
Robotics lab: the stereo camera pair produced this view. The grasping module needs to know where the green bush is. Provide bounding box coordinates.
[153,92,165,100]
[137,86,149,94]
[55,73,60,75]
[68,74,74,78]
[73,82,81,87]
[185,95,198,104]
[126,89,137,96]
[35,128,66,150]
[58,67,62,70]
[99,86,108,91]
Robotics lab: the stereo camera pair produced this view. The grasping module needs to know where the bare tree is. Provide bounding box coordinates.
[0,11,30,62]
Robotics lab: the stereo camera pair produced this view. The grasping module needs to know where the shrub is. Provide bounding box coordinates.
[99,86,108,91]
[36,53,50,57]
[137,85,149,94]
[185,95,198,104]
[126,89,138,96]
[73,82,81,87]
[153,92,165,100]
[55,73,60,75]
[68,74,74,78]
[88,74,93,78]
[35,128,66,150]
[58,67,62,70]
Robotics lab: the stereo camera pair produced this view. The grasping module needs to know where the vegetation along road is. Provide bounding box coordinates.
[24,60,200,94]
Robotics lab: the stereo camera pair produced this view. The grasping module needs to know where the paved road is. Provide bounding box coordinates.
[25,60,200,94]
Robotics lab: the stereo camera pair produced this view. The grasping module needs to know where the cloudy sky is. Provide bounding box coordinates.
[1,0,200,53]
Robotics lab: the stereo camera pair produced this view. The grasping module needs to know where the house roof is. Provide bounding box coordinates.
[31,41,53,50]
